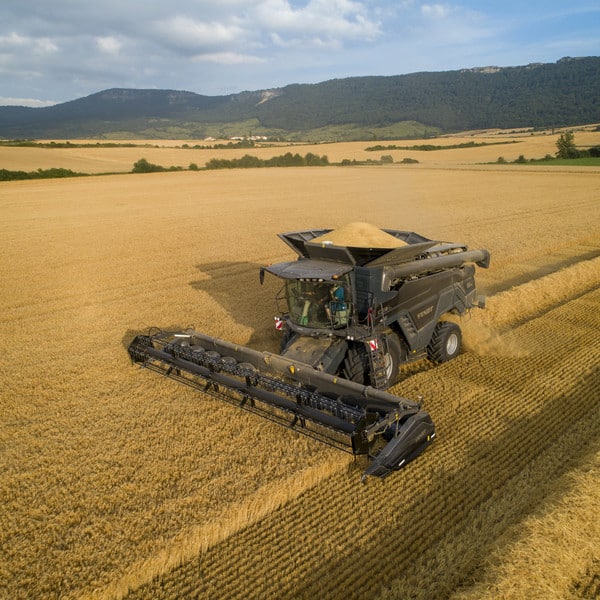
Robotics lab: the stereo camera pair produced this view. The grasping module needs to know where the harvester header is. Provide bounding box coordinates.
[128,328,435,479]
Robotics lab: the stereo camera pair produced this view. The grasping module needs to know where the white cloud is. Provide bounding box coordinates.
[421,4,451,19]
[35,38,58,54]
[255,0,381,44]
[0,32,29,48]
[0,32,57,54]
[96,36,121,55]
[191,51,266,65]
[152,1,381,57]
[0,96,56,107]
[159,15,246,53]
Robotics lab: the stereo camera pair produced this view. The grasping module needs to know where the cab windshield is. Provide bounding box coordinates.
[285,278,350,329]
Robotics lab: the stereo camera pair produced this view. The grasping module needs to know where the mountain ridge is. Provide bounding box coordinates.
[1,56,598,140]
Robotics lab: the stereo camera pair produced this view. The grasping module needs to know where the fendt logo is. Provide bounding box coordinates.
[416,305,434,320]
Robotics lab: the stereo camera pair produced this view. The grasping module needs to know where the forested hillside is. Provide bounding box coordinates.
[260,57,600,131]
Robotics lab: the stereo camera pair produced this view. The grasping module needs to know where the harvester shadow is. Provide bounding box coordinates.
[128,368,599,599]
[190,261,282,353]
[288,367,600,600]
[264,369,599,598]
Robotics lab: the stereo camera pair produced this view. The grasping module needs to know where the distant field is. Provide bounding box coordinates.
[1,128,599,173]
[529,156,600,166]
[1,135,599,599]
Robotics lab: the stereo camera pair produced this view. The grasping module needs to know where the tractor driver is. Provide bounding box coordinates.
[298,281,329,325]
[326,283,349,326]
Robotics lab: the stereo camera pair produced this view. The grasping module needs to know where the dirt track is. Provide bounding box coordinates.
[1,137,599,599]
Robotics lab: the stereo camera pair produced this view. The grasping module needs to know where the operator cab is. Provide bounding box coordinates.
[285,277,350,329]
[261,260,354,332]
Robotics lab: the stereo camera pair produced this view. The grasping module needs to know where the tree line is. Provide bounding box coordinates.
[205,152,328,169]
[0,167,87,181]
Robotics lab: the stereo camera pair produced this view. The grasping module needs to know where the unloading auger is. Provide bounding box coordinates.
[128,328,435,479]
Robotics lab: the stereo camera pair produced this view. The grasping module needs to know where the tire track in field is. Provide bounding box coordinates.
[483,244,600,295]
[440,197,600,233]
[376,400,600,600]
[117,266,599,599]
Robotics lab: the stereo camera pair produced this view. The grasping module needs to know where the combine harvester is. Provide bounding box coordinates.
[128,223,490,479]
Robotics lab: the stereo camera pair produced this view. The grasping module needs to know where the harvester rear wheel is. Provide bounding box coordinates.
[427,321,461,363]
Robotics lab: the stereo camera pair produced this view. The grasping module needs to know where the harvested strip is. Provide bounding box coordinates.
[448,446,600,600]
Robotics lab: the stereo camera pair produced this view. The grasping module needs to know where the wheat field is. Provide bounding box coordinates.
[2,126,600,173]
[1,130,599,599]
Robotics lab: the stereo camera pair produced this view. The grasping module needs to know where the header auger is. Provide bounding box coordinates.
[127,223,489,479]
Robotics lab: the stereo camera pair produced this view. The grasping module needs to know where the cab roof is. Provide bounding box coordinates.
[263,259,353,280]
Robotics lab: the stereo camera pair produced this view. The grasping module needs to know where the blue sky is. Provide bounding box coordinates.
[1,1,599,106]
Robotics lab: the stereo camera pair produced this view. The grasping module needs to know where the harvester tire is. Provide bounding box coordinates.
[427,321,461,363]
[342,344,369,385]
[381,332,403,388]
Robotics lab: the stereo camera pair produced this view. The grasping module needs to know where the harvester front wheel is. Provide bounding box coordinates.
[427,321,461,363]
[342,343,369,385]
[380,332,403,388]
